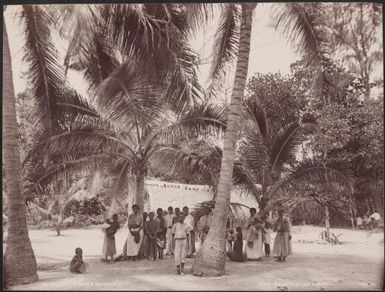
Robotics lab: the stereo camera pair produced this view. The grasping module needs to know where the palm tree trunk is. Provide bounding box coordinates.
[3,19,39,286]
[192,3,256,276]
[135,169,146,212]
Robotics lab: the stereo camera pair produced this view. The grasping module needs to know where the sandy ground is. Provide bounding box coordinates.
[4,225,384,291]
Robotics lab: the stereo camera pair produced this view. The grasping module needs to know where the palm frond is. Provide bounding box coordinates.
[206,4,240,99]
[242,130,271,180]
[21,5,66,136]
[232,161,262,203]
[24,153,119,199]
[110,161,131,199]
[243,99,268,138]
[68,34,120,92]
[270,121,315,173]
[184,3,215,34]
[156,103,227,144]
[152,142,221,187]
[271,3,328,67]
[96,62,163,132]
[107,4,168,58]
[268,159,354,203]
[191,200,250,223]
[159,43,204,112]
[23,129,135,169]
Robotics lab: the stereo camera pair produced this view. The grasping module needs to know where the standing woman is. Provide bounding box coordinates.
[272,208,293,262]
[138,212,149,259]
[245,208,264,260]
[126,204,143,261]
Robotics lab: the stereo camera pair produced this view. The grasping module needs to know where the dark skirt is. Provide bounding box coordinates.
[103,235,116,256]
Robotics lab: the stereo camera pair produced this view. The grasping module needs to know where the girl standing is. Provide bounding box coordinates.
[272,208,293,262]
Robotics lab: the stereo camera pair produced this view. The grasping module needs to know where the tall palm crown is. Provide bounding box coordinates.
[23,4,227,212]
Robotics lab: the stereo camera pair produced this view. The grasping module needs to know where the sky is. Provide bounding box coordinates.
[4,4,299,98]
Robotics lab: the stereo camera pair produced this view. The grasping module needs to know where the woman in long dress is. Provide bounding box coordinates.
[272,208,293,262]
[126,204,143,261]
[245,208,264,260]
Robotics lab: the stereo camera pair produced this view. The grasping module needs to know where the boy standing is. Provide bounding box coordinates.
[172,214,191,275]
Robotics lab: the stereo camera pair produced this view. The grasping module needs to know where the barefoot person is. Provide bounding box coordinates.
[164,206,176,255]
[245,208,264,261]
[146,212,159,260]
[272,208,293,262]
[182,206,195,258]
[172,214,191,275]
[102,214,120,263]
[70,248,86,273]
[138,212,149,259]
[126,204,143,261]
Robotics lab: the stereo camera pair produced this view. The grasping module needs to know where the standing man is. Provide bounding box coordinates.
[172,208,181,254]
[164,206,176,255]
[182,206,195,258]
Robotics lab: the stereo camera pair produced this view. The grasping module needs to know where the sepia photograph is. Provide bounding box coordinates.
[2,2,384,291]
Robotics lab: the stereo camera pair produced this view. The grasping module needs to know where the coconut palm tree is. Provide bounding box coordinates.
[155,115,353,215]
[23,88,226,213]
[3,17,39,286]
[187,2,335,276]
[20,3,211,213]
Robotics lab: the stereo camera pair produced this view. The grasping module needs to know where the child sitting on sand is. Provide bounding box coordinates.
[70,247,86,273]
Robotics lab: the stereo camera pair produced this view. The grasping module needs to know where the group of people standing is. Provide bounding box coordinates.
[226,207,293,263]
[101,205,196,274]
[70,204,293,274]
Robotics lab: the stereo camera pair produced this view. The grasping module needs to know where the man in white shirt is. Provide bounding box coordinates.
[172,214,191,275]
[182,206,195,257]
[164,206,176,255]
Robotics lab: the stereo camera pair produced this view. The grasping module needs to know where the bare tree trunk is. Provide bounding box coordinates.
[192,3,256,277]
[3,19,39,286]
[325,206,331,242]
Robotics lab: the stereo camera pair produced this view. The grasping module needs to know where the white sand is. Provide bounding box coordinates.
[5,225,384,291]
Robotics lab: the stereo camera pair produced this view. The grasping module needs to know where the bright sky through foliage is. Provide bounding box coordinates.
[5,4,299,99]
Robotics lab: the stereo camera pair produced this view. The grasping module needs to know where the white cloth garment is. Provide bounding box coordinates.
[174,238,187,266]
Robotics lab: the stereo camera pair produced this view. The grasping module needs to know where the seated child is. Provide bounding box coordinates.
[227,227,244,262]
[102,214,120,263]
[70,247,86,273]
